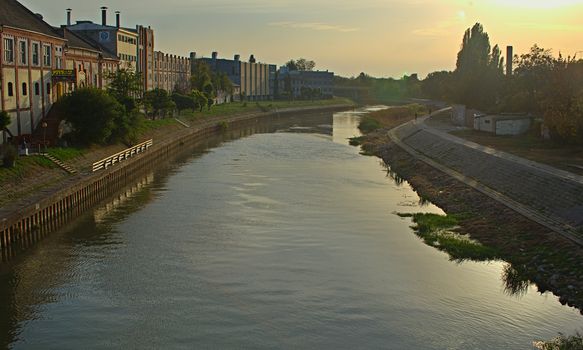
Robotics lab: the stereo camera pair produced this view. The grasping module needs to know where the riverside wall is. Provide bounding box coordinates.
[0,104,352,262]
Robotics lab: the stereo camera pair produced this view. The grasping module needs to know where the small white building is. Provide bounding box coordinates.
[474,114,534,136]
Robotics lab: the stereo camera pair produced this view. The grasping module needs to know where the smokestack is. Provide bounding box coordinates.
[234,54,240,61]
[66,8,72,26]
[115,11,120,28]
[101,6,107,26]
[506,46,513,76]
[212,51,218,60]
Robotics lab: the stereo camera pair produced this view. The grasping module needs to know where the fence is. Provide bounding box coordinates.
[92,139,153,172]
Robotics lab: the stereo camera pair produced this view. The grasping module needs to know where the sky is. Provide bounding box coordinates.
[20,0,583,78]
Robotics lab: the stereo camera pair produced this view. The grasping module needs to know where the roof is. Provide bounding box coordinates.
[54,27,99,53]
[475,114,533,122]
[0,0,63,39]
[59,28,118,61]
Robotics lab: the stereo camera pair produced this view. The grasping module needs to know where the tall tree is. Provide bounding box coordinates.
[106,69,143,112]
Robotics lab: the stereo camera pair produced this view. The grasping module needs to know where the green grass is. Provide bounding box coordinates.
[348,136,366,146]
[139,118,178,133]
[400,213,499,262]
[47,147,85,162]
[0,155,57,182]
[533,333,583,349]
[358,116,382,134]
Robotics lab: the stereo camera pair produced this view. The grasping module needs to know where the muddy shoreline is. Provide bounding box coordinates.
[362,131,583,314]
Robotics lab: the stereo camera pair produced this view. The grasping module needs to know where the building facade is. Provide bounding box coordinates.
[1,0,68,137]
[194,52,273,101]
[278,68,334,99]
[136,25,155,92]
[153,51,190,93]
[67,7,138,73]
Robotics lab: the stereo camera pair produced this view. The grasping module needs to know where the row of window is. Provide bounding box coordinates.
[3,37,62,68]
[118,53,137,62]
[5,81,51,97]
[118,34,137,45]
[154,60,189,70]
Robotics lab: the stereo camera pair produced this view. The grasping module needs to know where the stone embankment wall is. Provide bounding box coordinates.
[393,123,583,239]
[0,105,352,261]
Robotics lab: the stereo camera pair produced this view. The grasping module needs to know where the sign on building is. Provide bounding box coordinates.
[52,69,76,82]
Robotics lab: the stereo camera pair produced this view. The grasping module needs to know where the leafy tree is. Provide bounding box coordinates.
[144,88,175,119]
[59,88,125,145]
[191,90,208,112]
[106,68,143,112]
[285,58,316,71]
[0,111,10,143]
[539,57,583,144]
[191,61,213,92]
[172,92,196,112]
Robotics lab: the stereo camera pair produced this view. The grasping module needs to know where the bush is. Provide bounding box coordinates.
[0,110,10,131]
[1,144,18,168]
[358,116,382,133]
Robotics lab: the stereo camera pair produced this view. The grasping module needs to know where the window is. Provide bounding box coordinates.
[22,83,27,96]
[43,45,51,66]
[7,82,14,96]
[46,82,51,94]
[4,38,14,63]
[19,40,27,65]
[35,82,40,95]
[32,42,39,65]
[56,56,62,69]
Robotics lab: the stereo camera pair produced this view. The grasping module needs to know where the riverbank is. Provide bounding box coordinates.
[0,101,354,261]
[0,98,354,209]
[356,117,583,313]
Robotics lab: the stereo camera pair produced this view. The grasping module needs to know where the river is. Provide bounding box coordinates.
[0,107,581,349]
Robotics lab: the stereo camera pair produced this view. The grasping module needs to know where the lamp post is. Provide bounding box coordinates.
[41,121,48,154]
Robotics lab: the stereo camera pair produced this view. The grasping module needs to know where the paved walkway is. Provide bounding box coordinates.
[388,110,583,246]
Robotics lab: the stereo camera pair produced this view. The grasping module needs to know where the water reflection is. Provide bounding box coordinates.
[0,108,581,349]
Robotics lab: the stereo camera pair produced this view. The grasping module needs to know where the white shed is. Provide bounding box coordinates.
[474,114,533,136]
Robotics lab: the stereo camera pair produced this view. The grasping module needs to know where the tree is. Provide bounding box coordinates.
[191,60,213,92]
[172,92,196,113]
[452,23,504,110]
[106,68,143,112]
[59,88,125,145]
[0,111,10,143]
[191,90,208,112]
[143,88,175,119]
[285,58,316,71]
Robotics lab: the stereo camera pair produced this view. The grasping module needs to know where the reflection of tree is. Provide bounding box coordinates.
[502,263,530,297]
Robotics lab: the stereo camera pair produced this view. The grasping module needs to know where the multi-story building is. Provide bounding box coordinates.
[153,52,190,93]
[278,67,334,99]
[136,25,155,91]
[1,0,67,137]
[194,52,273,101]
[67,7,138,73]
[55,26,119,92]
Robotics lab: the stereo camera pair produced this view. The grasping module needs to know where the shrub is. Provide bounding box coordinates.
[58,88,126,145]
[1,144,18,168]
[358,116,382,133]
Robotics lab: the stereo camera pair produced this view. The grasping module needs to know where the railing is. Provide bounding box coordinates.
[92,139,153,172]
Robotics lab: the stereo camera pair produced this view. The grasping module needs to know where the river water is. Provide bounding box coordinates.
[0,108,581,349]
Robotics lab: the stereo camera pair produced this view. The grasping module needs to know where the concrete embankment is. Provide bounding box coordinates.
[0,104,353,262]
[374,119,583,312]
[390,121,583,244]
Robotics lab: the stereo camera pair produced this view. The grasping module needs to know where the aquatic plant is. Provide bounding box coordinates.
[533,332,583,350]
[401,213,499,262]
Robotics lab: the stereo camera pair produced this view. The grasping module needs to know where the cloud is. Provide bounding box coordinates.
[269,21,360,33]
